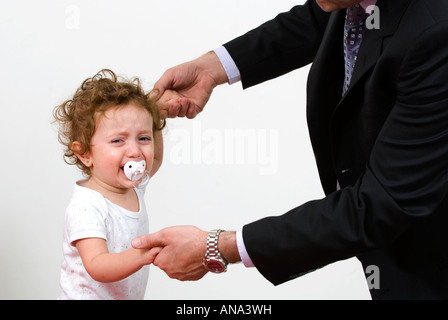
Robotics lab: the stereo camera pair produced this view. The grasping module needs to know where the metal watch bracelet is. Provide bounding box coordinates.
[203,229,228,273]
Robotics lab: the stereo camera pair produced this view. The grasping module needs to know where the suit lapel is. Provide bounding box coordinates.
[307,9,345,119]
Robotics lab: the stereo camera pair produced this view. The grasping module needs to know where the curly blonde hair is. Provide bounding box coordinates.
[53,69,165,176]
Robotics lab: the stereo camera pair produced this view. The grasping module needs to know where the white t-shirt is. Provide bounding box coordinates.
[59,180,149,300]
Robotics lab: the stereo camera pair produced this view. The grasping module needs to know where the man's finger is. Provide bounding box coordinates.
[168,103,181,118]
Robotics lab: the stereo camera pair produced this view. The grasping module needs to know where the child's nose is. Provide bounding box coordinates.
[126,141,143,158]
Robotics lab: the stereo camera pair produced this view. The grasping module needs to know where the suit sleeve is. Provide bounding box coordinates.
[242,22,448,286]
[223,0,330,89]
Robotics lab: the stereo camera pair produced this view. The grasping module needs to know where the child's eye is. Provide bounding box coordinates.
[111,139,123,144]
[139,136,152,142]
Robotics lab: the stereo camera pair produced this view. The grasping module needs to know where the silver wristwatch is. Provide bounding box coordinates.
[203,229,228,273]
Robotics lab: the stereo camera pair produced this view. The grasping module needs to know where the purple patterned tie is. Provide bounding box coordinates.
[343,4,368,95]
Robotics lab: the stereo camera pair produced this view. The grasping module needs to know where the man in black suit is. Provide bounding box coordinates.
[133,0,448,299]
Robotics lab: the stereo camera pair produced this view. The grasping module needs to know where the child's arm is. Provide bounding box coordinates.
[149,129,163,177]
[75,238,160,283]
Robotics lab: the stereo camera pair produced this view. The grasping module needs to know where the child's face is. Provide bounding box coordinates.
[86,103,154,191]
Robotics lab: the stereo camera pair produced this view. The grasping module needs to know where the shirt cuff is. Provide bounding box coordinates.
[236,228,255,268]
[213,46,241,85]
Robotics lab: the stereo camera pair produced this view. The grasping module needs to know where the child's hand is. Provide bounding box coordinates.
[140,247,163,266]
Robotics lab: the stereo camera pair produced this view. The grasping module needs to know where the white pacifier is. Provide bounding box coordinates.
[123,160,150,188]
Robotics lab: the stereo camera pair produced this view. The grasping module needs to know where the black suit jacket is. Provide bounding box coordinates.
[224,0,448,299]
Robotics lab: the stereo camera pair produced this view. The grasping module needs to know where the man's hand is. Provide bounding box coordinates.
[132,226,209,281]
[132,226,241,281]
[154,51,228,119]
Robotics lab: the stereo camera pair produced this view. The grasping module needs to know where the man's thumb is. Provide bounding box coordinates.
[132,231,164,249]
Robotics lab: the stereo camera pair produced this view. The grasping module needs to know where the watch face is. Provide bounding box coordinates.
[205,260,226,273]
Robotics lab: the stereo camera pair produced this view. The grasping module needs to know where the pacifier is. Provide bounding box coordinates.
[123,160,150,188]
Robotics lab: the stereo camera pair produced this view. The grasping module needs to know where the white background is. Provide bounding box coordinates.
[0,0,370,300]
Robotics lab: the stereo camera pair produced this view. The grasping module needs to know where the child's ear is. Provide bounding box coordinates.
[72,141,92,167]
